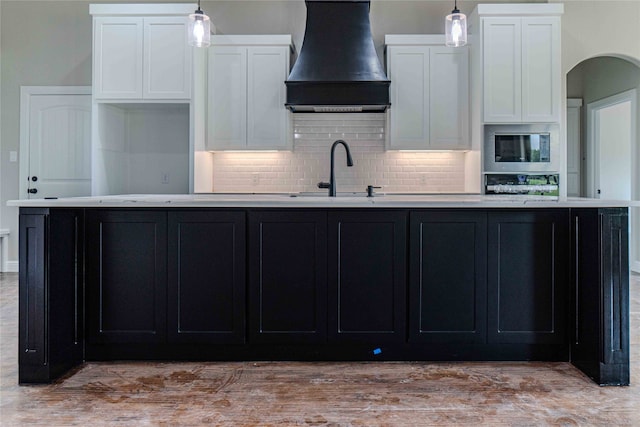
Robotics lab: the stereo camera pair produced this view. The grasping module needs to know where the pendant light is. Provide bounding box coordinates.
[188,0,211,47]
[445,0,467,47]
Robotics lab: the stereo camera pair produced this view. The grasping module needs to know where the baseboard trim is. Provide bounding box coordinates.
[4,261,19,273]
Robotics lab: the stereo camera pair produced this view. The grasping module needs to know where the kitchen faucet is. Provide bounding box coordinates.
[318,139,354,197]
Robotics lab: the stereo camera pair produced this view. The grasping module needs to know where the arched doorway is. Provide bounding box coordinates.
[566,56,640,272]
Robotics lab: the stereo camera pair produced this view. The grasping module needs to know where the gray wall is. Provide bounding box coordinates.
[1,1,92,267]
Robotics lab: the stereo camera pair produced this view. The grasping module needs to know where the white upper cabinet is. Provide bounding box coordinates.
[482,14,560,123]
[207,36,292,151]
[386,36,469,150]
[91,4,194,101]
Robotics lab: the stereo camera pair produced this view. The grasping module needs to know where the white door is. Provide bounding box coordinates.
[588,93,634,200]
[587,88,638,272]
[20,87,92,199]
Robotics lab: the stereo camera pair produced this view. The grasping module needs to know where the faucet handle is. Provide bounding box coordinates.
[366,185,382,197]
[318,182,330,189]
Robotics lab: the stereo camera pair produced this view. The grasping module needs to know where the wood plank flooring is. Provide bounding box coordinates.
[1,272,639,426]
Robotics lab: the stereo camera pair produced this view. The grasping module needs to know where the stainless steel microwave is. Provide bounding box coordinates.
[484,124,560,173]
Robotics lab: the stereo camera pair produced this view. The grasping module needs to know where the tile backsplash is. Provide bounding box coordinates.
[211,113,466,193]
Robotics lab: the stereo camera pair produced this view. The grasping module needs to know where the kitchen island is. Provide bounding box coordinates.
[9,194,630,386]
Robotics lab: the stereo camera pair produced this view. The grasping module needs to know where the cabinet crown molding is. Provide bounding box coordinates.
[90,4,197,16]
[211,35,293,48]
[385,35,461,47]
[473,3,564,17]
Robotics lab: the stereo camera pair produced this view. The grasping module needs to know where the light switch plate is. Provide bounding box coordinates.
[9,151,18,162]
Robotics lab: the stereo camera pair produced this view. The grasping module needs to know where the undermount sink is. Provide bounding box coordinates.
[287,192,370,198]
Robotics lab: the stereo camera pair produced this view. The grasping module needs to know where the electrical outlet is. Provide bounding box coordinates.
[161,172,170,184]
[9,151,18,163]
[419,173,428,185]
[252,173,260,186]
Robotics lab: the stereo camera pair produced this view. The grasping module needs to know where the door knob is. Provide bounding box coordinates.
[28,188,38,194]
[31,176,38,182]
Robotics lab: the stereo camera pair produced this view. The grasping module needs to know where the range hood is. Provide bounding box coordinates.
[285,0,390,112]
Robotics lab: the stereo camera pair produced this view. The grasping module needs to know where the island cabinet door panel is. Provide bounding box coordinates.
[167,211,246,344]
[86,210,167,344]
[409,211,487,343]
[487,210,569,344]
[248,211,327,344]
[328,211,407,343]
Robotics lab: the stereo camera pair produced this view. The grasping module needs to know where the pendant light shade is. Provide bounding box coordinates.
[445,1,467,47]
[188,1,211,47]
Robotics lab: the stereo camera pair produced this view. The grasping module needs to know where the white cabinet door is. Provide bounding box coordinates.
[521,17,560,122]
[429,47,469,149]
[387,46,430,150]
[483,17,522,123]
[208,47,247,149]
[143,17,192,99]
[247,47,290,150]
[93,17,144,99]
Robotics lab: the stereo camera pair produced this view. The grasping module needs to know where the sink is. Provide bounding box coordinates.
[287,192,370,198]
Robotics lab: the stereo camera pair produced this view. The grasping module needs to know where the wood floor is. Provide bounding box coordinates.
[1,272,639,426]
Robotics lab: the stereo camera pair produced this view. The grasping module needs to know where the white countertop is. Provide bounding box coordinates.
[7,193,637,208]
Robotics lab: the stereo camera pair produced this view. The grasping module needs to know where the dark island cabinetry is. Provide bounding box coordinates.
[85,210,246,354]
[19,208,84,383]
[409,211,487,344]
[248,211,327,344]
[328,211,407,343]
[571,208,630,385]
[85,210,168,345]
[168,211,246,344]
[248,210,407,346]
[17,206,629,386]
[487,210,569,345]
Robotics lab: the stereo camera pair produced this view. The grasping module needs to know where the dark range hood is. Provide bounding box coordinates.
[285,0,390,112]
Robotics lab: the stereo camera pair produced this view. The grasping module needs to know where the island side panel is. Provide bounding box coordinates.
[572,207,630,386]
[18,208,84,384]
